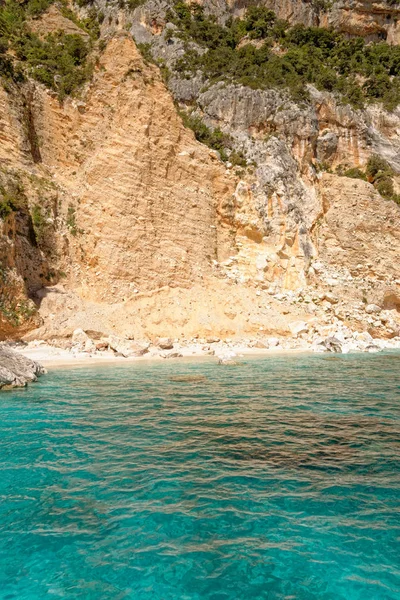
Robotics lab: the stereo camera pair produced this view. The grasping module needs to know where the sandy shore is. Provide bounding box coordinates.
[8,331,400,371]
[19,343,307,369]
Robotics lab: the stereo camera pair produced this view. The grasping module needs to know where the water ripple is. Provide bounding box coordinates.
[0,353,399,599]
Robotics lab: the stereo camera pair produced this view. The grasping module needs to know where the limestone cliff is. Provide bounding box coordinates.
[1,1,400,346]
[31,35,235,301]
[129,0,400,44]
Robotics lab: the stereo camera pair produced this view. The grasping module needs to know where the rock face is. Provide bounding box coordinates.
[128,0,400,43]
[0,3,400,347]
[33,35,234,303]
[0,345,46,389]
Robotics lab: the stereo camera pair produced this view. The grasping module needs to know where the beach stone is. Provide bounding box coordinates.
[0,345,46,389]
[311,261,324,273]
[156,337,174,350]
[322,292,338,304]
[95,341,109,351]
[218,358,240,365]
[365,304,382,314]
[0,366,25,388]
[216,349,238,365]
[108,335,149,357]
[72,328,89,345]
[161,351,183,359]
[354,331,373,342]
[71,328,96,352]
[366,344,381,353]
[322,336,343,353]
[84,330,105,340]
[289,321,309,337]
[252,340,268,349]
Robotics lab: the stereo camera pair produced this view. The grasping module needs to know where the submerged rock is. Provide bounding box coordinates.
[217,349,240,365]
[218,358,240,365]
[0,345,46,390]
[169,375,207,382]
[366,344,381,353]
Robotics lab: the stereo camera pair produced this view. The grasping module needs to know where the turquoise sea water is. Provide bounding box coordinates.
[0,353,399,600]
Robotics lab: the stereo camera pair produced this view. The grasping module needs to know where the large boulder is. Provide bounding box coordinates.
[322,336,343,353]
[107,336,149,358]
[217,349,239,365]
[0,345,46,389]
[156,337,174,350]
[71,328,96,352]
[289,320,309,337]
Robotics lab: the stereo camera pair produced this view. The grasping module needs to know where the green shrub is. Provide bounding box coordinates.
[0,36,8,54]
[229,150,247,167]
[126,0,146,10]
[180,111,231,160]
[0,178,27,219]
[25,0,53,17]
[237,7,277,40]
[137,42,155,64]
[31,204,46,242]
[75,0,95,7]
[60,5,102,39]
[366,155,393,180]
[375,175,394,199]
[365,155,400,205]
[343,167,367,180]
[15,31,92,99]
[0,197,14,219]
[67,205,78,235]
[0,54,15,80]
[0,0,93,96]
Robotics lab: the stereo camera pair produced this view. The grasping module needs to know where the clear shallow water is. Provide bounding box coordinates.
[0,354,399,600]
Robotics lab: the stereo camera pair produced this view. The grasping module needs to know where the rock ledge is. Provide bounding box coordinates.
[0,345,46,390]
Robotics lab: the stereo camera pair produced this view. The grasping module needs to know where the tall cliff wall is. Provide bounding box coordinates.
[1,1,400,343]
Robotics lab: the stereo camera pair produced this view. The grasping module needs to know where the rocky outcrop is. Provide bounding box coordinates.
[125,0,400,45]
[28,4,91,40]
[326,0,400,44]
[0,345,46,389]
[317,174,400,283]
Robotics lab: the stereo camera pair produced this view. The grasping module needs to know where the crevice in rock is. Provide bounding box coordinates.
[23,89,42,164]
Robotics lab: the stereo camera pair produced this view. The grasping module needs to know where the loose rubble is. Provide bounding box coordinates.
[18,314,400,368]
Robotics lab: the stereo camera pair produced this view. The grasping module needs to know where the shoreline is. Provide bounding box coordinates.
[21,345,310,369]
[8,339,400,371]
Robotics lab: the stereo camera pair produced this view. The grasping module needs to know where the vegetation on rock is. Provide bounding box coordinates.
[341,156,400,205]
[168,3,400,110]
[366,156,400,204]
[179,110,231,161]
[0,0,95,99]
[0,178,27,220]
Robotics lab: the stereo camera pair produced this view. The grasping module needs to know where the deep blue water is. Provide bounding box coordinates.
[0,353,399,600]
